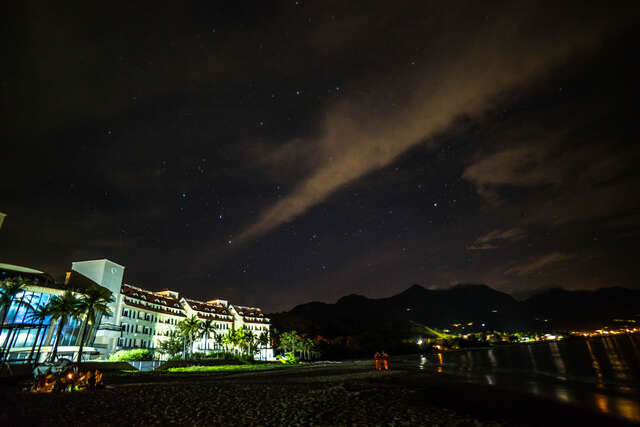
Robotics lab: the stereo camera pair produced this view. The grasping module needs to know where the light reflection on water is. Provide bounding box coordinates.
[412,334,640,423]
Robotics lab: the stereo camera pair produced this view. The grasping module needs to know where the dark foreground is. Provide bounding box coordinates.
[0,361,635,426]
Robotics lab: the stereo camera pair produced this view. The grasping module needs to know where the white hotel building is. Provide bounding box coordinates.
[1,258,273,361]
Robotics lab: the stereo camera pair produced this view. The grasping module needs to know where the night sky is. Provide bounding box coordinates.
[2,2,640,312]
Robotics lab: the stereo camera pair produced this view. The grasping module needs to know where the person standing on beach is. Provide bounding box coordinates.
[374,351,382,371]
[381,350,390,370]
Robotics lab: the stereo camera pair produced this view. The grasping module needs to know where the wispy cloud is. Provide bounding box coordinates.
[238,12,612,242]
[468,227,526,250]
[504,252,573,276]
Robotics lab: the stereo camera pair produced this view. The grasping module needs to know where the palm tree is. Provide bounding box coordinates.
[300,338,315,361]
[233,328,245,355]
[75,286,114,364]
[47,290,80,362]
[257,331,269,360]
[1,277,34,361]
[0,276,33,324]
[26,304,50,366]
[199,320,215,354]
[214,332,224,353]
[279,330,299,354]
[244,330,257,359]
[221,330,234,354]
[178,315,201,357]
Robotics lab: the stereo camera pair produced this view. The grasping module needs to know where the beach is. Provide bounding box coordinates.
[0,361,634,426]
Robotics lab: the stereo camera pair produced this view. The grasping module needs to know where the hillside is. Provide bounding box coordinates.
[268,284,640,356]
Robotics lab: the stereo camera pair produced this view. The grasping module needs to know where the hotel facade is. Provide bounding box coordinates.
[1,259,273,362]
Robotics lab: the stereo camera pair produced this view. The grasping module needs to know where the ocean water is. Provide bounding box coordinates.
[408,334,640,423]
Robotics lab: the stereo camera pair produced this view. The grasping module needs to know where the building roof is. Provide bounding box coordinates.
[196,313,233,322]
[1,264,110,296]
[66,270,112,294]
[121,284,185,317]
[0,263,44,274]
[0,263,56,286]
[232,305,270,323]
[123,298,186,317]
[233,305,263,316]
[182,298,232,316]
[73,258,125,269]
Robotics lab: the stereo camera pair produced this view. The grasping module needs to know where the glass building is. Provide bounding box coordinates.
[0,263,105,363]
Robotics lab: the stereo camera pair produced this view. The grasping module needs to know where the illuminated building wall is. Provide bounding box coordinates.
[1,259,273,361]
[70,259,273,360]
[0,264,104,363]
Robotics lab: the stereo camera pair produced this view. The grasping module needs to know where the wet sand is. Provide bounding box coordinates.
[0,361,635,426]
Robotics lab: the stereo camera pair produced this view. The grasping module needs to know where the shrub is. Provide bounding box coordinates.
[166,364,275,373]
[192,352,245,361]
[276,352,298,364]
[108,349,153,362]
[79,362,136,372]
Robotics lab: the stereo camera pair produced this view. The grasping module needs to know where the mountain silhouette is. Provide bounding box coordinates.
[269,284,640,350]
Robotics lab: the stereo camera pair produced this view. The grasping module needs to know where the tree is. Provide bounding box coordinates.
[221,330,234,353]
[244,330,257,359]
[232,328,246,355]
[199,320,215,354]
[0,276,33,324]
[0,277,34,360]
[178,315,201,357]
[278,330,300,354]
[299,338,315,361]
[47,290,80,362]
[75,286,114,363]
[214,332,224,352]
[257,331,270,360]
[158,333,183,359]
[26,304,50,366]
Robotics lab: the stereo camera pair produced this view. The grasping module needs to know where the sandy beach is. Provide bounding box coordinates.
[0,360,635,426]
